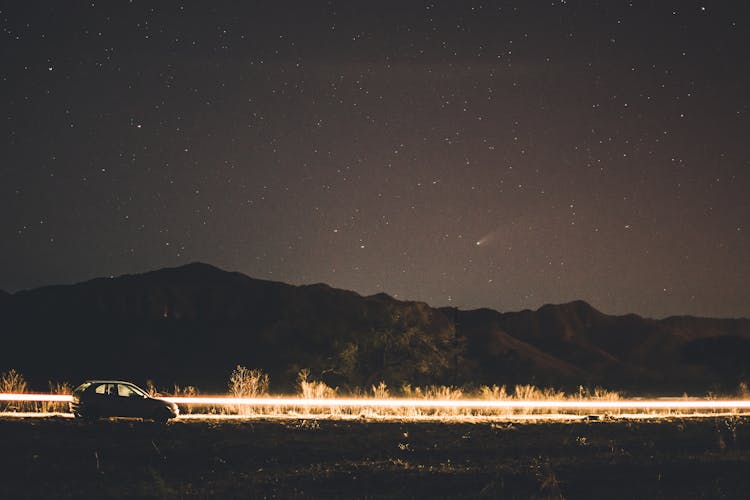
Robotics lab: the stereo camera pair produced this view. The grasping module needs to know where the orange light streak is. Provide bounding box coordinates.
[164,396,750,410]
[2,393,750,411]
[0,394,72,402]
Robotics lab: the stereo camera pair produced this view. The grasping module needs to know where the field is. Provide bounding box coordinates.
[2,415,750,498]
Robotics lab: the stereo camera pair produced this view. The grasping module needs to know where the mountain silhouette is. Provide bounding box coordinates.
[1,263,748,394]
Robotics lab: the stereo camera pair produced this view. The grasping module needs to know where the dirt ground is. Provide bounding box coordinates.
[2,415,750,499]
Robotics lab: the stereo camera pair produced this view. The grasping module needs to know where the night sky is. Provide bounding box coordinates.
[2,1,749,319]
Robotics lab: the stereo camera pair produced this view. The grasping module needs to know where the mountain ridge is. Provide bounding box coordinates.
[1,262,749,394]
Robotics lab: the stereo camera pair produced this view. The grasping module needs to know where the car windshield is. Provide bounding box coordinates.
[72,382,92,397]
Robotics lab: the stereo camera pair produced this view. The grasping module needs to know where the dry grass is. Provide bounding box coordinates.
[371,381,389,399]
[13,367,750,420]
[145,379,158,397]
[295,369,338,415]
[297,369,336,399]
[172,384,199,414]
[477,385,509,400]
[42,380,72,412]
[0,369,27,393]
[0,369,28,411]
[400,384,463,400]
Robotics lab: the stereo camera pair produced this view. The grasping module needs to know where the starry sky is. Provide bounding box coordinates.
[2,1,749,319]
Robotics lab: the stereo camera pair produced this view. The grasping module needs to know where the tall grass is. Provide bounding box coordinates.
[478,385,508,400]
[574,385,620,401]
[371,381,389,399]
[0,369,28,411]
[172,384,199,414]
[43,380,72,412]
[400,384,463,400]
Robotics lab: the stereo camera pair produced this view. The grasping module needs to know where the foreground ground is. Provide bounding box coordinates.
[2,415,750,498]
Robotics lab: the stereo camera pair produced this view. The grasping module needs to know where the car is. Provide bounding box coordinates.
[70,380,179,424]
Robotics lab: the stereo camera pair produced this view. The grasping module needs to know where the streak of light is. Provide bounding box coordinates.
[0,394,71,402]
[0,412,73,418]
[174,412,746,422]
[3,393,750,410]
[1,411,747,423]
[164,396,750,410]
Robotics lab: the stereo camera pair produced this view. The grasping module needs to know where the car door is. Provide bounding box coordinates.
[85,383,107,415]
[116,383,148,417]
[90,383,120,417]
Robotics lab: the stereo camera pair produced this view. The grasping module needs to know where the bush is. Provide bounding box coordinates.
[0,368,27,393]
[228,365,270,415]
[229,365,270,398]
[297,369,336,399]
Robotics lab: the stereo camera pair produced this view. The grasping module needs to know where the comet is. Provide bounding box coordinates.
[475,232,495,246]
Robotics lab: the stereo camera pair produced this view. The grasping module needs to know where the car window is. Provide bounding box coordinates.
[94,384,107,395]
[117,384,140,397]
[128,384,148,397]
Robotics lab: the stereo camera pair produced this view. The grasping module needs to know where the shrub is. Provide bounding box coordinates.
[229,365,270,398]
[297,369,336,399]
[228,365,270,415]
[0,368,27,393]
[296,369,337,416]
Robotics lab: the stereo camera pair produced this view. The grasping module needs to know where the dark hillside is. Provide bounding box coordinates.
[1,263,749,394]
[450,302,750,393]
[0,263,456,391]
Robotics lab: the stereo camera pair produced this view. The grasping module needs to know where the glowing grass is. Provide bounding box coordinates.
[3,392,750,419]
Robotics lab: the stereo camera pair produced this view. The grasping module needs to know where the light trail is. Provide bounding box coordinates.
[3,393,750,411]
[163,396,750,410]
[1,411,747,422]
[0,394,71,402]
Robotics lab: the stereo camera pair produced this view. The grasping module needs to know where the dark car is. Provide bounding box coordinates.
[70,380,179,423]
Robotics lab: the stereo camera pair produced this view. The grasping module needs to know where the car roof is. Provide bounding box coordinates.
[82,380,140,385]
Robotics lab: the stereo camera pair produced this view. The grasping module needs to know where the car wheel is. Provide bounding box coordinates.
[152,410,171,425]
